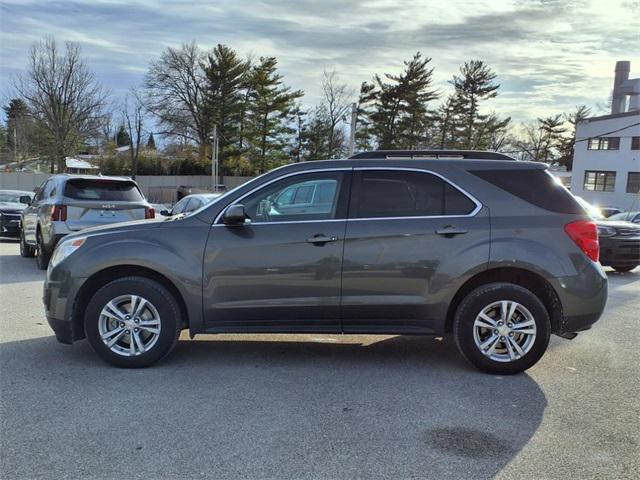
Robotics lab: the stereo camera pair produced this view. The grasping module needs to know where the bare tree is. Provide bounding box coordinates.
[144,42,210,158]
[14,37,108,172]
[320,70,353,158]
[122,91,145,179]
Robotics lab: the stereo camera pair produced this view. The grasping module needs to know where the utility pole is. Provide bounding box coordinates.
[14,126,18,170]
[211,125,219,193]
[348,102,357,157]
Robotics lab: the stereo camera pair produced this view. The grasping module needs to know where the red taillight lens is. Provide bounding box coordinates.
[51,205,67,222]
[564,220,599,262]
[145,207,155,219]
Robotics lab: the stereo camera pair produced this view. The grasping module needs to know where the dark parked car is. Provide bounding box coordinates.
[159,193,222,216]
[44,150,608,374]
[607,211,640,224]
[574,198,640,272]
[0,190,33,237]
[21,175,154,269]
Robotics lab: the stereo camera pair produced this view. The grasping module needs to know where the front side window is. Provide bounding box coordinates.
[584,170,616,192]
[587,137,620,150]
[241,172,345,223]
[171,197,191,215]
[352,170,476,219]
[627,172,640,194]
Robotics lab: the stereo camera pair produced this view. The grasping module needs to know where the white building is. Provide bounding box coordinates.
[571,61,640,211]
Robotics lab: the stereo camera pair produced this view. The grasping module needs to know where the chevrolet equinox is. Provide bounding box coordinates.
[44,150,608,374]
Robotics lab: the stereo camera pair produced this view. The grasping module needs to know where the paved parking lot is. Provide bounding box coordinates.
[0,239,638,479]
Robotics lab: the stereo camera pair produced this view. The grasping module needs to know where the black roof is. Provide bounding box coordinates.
[349,150,516,161]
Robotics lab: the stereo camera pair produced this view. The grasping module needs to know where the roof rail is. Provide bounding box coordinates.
[349,149,516,161]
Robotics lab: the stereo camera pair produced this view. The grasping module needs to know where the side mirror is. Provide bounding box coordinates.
[19,195,32,205]
[222,204,248,225]
[159,209,170,216]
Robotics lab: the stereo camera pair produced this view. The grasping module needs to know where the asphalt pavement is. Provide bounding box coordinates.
[0,239,638,479]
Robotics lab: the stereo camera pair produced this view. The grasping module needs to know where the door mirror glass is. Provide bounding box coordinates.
[223,204,247,225]
[159,209,170,216]
[19,195,32,205]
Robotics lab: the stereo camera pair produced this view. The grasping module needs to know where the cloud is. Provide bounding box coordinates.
[0,0,638,122]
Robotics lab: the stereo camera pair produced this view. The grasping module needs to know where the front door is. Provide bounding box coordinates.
[202,170,351,333]
[341,168,490,333]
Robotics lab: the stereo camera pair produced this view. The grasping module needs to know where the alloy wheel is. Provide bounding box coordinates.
[472,300,537,363]
[98,294,162,357]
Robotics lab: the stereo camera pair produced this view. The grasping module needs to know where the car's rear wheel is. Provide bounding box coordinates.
[613,265,636,272]
[84,276,182,368]
[453,283,551,375]
[20,231,35,258]
[35,230,51,270]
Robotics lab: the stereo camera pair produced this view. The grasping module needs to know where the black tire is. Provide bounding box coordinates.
[35,229,51,270]
[20,231,35,258]
[613,265,636,273]
[453,282,551,375]
[84,276,182,368]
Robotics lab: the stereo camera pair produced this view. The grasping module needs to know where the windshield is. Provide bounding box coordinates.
[573,196,604,220]
[0,192,30,203]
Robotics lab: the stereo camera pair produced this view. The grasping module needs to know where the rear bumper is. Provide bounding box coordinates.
[549,263,608,335]
[599,236,640,267]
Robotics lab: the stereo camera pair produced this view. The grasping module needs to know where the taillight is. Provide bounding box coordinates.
[564,220,599,262]
[51,205,67,222]
[145,207,155,219]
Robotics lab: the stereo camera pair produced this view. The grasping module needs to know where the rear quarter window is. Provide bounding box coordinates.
[64,179,144,202]
[470,169,583,214]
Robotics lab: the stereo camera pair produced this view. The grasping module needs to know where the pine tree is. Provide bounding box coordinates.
[203,44,250,172]
[537,114,567,163]
[245,57,303,173]
[3,99,33,161]
[557,105,591,170]
[116,125,131,147]
[368,52,438,149]
[146,132,156,150]
[451,60,502,149]
[354,81,376,152]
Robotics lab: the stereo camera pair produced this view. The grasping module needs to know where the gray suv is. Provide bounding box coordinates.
[21,175,154,269]
[43,151,608,374]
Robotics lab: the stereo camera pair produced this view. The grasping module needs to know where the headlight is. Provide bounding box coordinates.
[49,236,87,268]
[597,226,616,238]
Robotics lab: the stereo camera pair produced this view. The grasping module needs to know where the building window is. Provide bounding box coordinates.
[627,172,640,194]
[632,137,640,150]
[584,171,616,192]
[587,137,620,150]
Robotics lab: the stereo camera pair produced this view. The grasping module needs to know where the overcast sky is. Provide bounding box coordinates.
[1,0,638,123]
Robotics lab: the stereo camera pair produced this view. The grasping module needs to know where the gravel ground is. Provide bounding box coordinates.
[0,239,638,479]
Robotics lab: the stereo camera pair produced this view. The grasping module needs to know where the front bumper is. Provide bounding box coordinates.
[0,214,22,237]
[43,270,86,344]
[599,236,640,267]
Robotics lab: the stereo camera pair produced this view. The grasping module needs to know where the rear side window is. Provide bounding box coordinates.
[64,180,144,201]
[352,170,477,218]
[470,169,583,214]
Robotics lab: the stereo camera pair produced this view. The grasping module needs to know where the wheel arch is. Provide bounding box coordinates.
[445,267,563,333]
[71,265,190,341]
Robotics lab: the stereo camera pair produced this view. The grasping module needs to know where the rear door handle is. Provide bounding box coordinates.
[435,226,468,236]
[306,234,337,245]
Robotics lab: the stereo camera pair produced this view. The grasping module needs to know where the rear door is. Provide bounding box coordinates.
[62,178,148,230]
[341,168,490,333]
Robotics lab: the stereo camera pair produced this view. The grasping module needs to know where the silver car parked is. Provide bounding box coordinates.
[21,175,154,269]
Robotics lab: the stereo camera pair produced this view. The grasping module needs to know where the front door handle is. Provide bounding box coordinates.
[306,234,337,245]
[435,226,468,236]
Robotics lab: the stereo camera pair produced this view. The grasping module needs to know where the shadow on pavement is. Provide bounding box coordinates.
[0,238,43,285]
[0,333,547,479]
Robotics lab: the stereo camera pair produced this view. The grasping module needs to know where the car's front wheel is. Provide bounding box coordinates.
[84,276,182,368]
[35,230,51,270]
[20,231,35,258]
[453,283,551,375]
